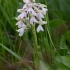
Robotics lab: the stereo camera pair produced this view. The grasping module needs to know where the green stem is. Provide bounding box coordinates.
[31,24,39,68]
[32,25,38,49]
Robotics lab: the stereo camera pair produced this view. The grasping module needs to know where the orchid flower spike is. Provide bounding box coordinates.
[16,0,48,36]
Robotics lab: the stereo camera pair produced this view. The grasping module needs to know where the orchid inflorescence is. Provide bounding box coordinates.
[15,0,48,36]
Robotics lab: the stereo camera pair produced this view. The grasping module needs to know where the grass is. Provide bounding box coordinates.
[0,0,70,70]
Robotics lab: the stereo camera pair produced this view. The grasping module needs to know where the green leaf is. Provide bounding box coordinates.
[53,10,63,20]
[54,56,70,70]
[64,31,70,43]
[0,4,14,30]
[59,36,67,49]
[0,43,22,60]
[58,36,68,56]
[49,19,64,28]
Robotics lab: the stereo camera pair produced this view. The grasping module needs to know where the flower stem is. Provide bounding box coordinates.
[31,24,39,68]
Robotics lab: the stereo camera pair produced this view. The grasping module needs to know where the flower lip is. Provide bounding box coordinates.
[30,16,38,25]
[17,28,24,36]
[36,13,44,21]
[37,25,44,32]
[16,12,27,20]
[16,21,23,28]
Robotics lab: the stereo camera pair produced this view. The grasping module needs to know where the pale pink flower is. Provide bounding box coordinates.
[18,12,27,19]
[17,28,24,36]
[30,16,38,24]
[16,21,23,28]
[37,25,44,32]
[42,8,48,15]
[36,13,44,21]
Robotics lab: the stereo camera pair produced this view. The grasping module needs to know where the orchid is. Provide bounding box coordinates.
[37,25,44,32]
[16,0,47,36]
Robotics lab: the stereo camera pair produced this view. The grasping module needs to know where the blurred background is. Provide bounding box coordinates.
[0,0,70,70]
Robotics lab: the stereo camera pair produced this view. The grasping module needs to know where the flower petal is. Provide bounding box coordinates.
[38,21,47,25]
[17,9,25,13]
[23,0,31,3]
[18,12,27,19]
